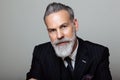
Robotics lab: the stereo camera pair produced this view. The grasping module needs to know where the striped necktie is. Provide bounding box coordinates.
[64,57,73,73]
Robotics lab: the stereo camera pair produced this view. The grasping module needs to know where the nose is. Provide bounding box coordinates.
[57,29,64,40]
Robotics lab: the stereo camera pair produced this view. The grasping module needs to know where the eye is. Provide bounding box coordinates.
[48,29,56,33]
[61,24,67,29]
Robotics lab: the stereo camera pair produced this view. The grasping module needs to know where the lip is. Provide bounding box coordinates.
[56,41,69,46]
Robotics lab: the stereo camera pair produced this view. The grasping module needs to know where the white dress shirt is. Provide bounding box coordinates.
[63,40,79,69]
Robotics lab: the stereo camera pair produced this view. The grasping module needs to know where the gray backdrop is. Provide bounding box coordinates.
[0,0,120,80]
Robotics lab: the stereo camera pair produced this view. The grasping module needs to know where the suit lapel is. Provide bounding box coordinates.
[73,38,91,80]
[50,47,71,80]
[46,45,62,80]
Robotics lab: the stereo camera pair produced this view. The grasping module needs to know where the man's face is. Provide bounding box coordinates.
[45,10,79,57]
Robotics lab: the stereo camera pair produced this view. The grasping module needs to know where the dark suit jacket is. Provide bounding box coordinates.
[27,38,112,80]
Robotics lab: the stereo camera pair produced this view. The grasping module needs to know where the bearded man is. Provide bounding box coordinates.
[27,2,112,80]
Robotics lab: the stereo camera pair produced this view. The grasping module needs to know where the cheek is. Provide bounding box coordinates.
[64,27,75,38]
[49,34,56,43]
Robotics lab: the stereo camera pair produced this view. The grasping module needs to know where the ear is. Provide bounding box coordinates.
[73,19,79,31]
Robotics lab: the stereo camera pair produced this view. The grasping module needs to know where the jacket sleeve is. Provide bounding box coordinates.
[26,46,43,80]
[93,47,112,80]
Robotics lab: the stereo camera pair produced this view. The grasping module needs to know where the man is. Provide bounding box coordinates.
[27,2,112,80]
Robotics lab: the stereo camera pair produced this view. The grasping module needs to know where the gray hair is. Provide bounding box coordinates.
[44,2,74,22]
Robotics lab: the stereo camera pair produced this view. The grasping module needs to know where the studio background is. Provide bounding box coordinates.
[0,0,120,80]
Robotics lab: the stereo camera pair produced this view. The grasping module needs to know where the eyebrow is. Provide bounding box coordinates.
[60,22,69,27]
[47,22,69,30]
[47,27,55,30]
[60,23,68,26]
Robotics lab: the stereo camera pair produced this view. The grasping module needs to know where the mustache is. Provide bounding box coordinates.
[52,38,72,45]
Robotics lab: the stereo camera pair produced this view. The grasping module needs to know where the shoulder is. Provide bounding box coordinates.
[84,40,108,50]
[32,42,53,56]
[78,37,109,58]
[35,42,52,50]
[78,37,108,51]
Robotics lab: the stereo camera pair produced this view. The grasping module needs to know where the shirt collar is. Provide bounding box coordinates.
[62,39,79,61]
[69,39,79,61]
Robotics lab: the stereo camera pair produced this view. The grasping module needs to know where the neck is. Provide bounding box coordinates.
[71,37,78,54]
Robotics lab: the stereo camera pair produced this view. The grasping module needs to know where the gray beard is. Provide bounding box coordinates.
[51,34,76,58]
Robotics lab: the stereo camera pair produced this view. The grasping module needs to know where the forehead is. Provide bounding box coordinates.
[45,10,71,28]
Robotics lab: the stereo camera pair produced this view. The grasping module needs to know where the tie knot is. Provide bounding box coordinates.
[64,56,73,74]
[64,57,72,65]
[64,57,71,63]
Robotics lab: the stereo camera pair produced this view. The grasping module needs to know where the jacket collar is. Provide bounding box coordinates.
[74,37,91,79]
